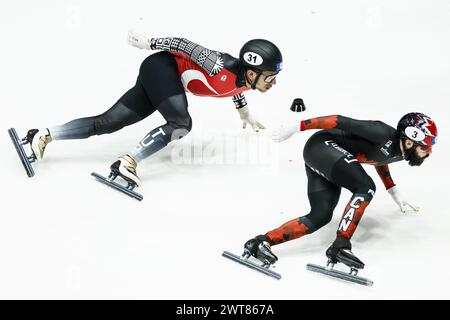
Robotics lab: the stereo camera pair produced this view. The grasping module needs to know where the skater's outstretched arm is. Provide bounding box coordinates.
[300,115,391,142]
[128,30,223,76]
[273,115,392,143]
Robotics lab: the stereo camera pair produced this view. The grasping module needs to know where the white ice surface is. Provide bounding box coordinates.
[1,0,450,299]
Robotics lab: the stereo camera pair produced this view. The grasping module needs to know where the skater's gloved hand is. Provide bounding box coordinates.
[387,186,420,213]
[237,106,265,132]
[272,123,300,143]
[127,29,152,50]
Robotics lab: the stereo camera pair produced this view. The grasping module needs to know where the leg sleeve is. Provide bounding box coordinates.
[129,94,191,162]
[266,166,341,245]
[50,80,154,140]
[330,158,377,240]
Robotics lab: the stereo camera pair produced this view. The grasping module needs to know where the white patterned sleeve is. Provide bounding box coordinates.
[150,37,224,76]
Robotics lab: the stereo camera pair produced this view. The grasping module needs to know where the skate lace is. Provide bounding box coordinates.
[126,165,137,175]
[39,137,48,151]
[38,134,52,153]
[122,157,137,175]
[262,241,272,252]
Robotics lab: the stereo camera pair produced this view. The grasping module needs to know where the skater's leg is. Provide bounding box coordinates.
[129,94,191,162]
[49,52,179,141]
[243,162,340,264]
[50,81,155,140]
[127,52,191,163]
[300,132,376,242]
[266,166,341,245]
[331,158,376,240]
[321,156,376,268]
[100,52,189,186]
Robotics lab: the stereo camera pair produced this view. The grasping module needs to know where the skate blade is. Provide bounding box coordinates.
[222,251,281,280]
[8,128,35,178]
[306,263,373,286]
[91,172,143,201]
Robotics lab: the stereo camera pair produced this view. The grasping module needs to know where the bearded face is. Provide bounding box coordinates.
[403,140,431,166]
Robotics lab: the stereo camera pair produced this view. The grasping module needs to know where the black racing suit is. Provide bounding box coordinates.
[49,37,250,162]
[266,115,404,245]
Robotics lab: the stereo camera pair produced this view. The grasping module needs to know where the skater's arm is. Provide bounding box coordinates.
[375,165,396,190]
[300,115,373,132]
[128,30,224,76]
[300,115,391,142]
[151,37,223,76]
[300,115,340,131]
[273,115,352,143]
[233,93,265,132]
[273,115,390,143]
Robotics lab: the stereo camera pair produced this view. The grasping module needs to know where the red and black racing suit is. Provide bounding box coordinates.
[265,115,404,246]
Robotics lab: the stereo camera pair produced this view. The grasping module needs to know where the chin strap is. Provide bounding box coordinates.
[404,147,414,160]
[402,139,428,166]
[251,71,263,90]
[245,69,263,90]
[402,139,416,161]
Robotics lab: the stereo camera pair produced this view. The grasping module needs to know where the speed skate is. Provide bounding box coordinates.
[222,250,281,280]
[8,128,36,177]
[91,172,143,201]
[307,259,373,286]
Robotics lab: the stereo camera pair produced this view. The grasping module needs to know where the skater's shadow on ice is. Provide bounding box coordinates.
[354,217,384,244]
[274,216,383,258]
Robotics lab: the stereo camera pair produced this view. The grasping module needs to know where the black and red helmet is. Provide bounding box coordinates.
[239,39,283,73]
[397,112,438,152]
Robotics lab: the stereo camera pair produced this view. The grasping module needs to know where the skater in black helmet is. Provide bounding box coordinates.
[13,30,282,188]
[244,113,438,269]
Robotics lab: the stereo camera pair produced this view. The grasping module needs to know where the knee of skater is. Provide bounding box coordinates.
[169,118,192,140]
[301,214,332,233]
[353,177,376,198]
[171,128,191,141]
[314,214,333,230]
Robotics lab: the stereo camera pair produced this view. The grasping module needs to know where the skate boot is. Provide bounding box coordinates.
[244,235,278,265]
[26,128,53,161]
[326,236,365,269]
[306,237,372,286]
[109,154,141,188]
[91,154,143,201]
[222,234,281,279]
[8,127,52,177]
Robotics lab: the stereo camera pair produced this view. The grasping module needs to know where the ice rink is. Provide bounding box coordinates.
[1,0,449,299]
